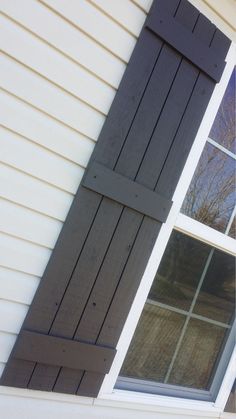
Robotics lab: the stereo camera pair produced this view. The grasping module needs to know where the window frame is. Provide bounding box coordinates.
[98,41,236,412]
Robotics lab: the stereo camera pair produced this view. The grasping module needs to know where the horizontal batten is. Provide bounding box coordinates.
[146,6,225,82]
[0,90,95,167]
[89,0,146,36]
[13,331,116,374]
[0,0,126,87]
[0,267,39,305]
[0,53,105,141]
[41,0,136,61]
[0,232,51,277]
[0,14,115,115]
[0,198,62,249]
[0,163,73,221]
[0,126,84,193]
[0,300,28,335]
[83,162,172,222]
[0,332,17,363]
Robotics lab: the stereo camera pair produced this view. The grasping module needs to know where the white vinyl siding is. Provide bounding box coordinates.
[0,0,150,375]
[0,1,235,418]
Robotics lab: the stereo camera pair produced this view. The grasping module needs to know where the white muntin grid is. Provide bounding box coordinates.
[99,42,236,413]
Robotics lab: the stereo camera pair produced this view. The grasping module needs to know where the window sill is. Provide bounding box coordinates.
[95,389,222,417]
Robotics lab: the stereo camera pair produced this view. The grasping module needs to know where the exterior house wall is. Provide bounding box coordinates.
[0,0,149,377]
[0,0,235,418]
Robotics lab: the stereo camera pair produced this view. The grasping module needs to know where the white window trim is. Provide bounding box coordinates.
[175,213,236,256]
[99,41,236,413]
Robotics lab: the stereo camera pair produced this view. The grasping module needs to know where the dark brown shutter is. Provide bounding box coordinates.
[1,0,231,398]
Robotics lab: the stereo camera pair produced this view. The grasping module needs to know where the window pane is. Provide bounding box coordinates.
[209,68,235,153]
[228,216,236,239]
[120,305,185,382]
[119,231,235,394]
[181,143,235,233]
[193,249,235,324]
[149,231,210,311]
[167,319,227,389]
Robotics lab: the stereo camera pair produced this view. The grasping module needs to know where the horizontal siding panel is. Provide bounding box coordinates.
[0,126,84,193]
[0,233,51,277]
[0,300,28,335]
[0,332,16,363]
[0,90,95,167]
[132,0,153,12]
[0,267,39,305]
[89,0,146,35]
[0,14,115,115]
[204,0,236,30]
[0,163,73,220]
[0,0,126,87]
[41,0,136,59]
[0,199,62,249]
[0,53,105,141]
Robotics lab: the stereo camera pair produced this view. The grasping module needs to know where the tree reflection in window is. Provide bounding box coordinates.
[181,68,235,233]
[119,231,235,391]
[181,143,235,233]
[210,68,235,153]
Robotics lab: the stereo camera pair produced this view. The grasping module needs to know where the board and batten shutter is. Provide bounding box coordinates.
[1,0,231,398]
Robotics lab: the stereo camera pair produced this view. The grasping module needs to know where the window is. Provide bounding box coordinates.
[181,68,236,234]
[115,66,235,401]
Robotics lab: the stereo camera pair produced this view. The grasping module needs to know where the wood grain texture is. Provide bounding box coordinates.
[146,7,225,81]
[83,162,172,222]
[12,331,116,373]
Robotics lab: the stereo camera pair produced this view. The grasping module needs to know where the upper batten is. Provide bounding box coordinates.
[0,0,231,401]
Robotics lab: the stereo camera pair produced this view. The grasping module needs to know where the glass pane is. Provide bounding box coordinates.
[209,68,235,153]
[228,216,236,239]
[167,319,226,389]
[181,143,235,233]
[193,249,235,324]
[118,231,235,394]
[120,305,185,382]
[149,231,210,311]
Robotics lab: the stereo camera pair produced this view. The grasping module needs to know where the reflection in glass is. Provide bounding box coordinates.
[181,143,235,232]
[228,216,236,239]
[149,231,210,311]
[209,68,235,153]
[168,319,226,389]
[120,305,185,382]
[119,230,235,393]
[193,249,235,324]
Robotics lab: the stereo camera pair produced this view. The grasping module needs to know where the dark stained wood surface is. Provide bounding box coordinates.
[83,162,172,222]
[146,7,225,82]
[0,0,231,398]
[12,331,116,374]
